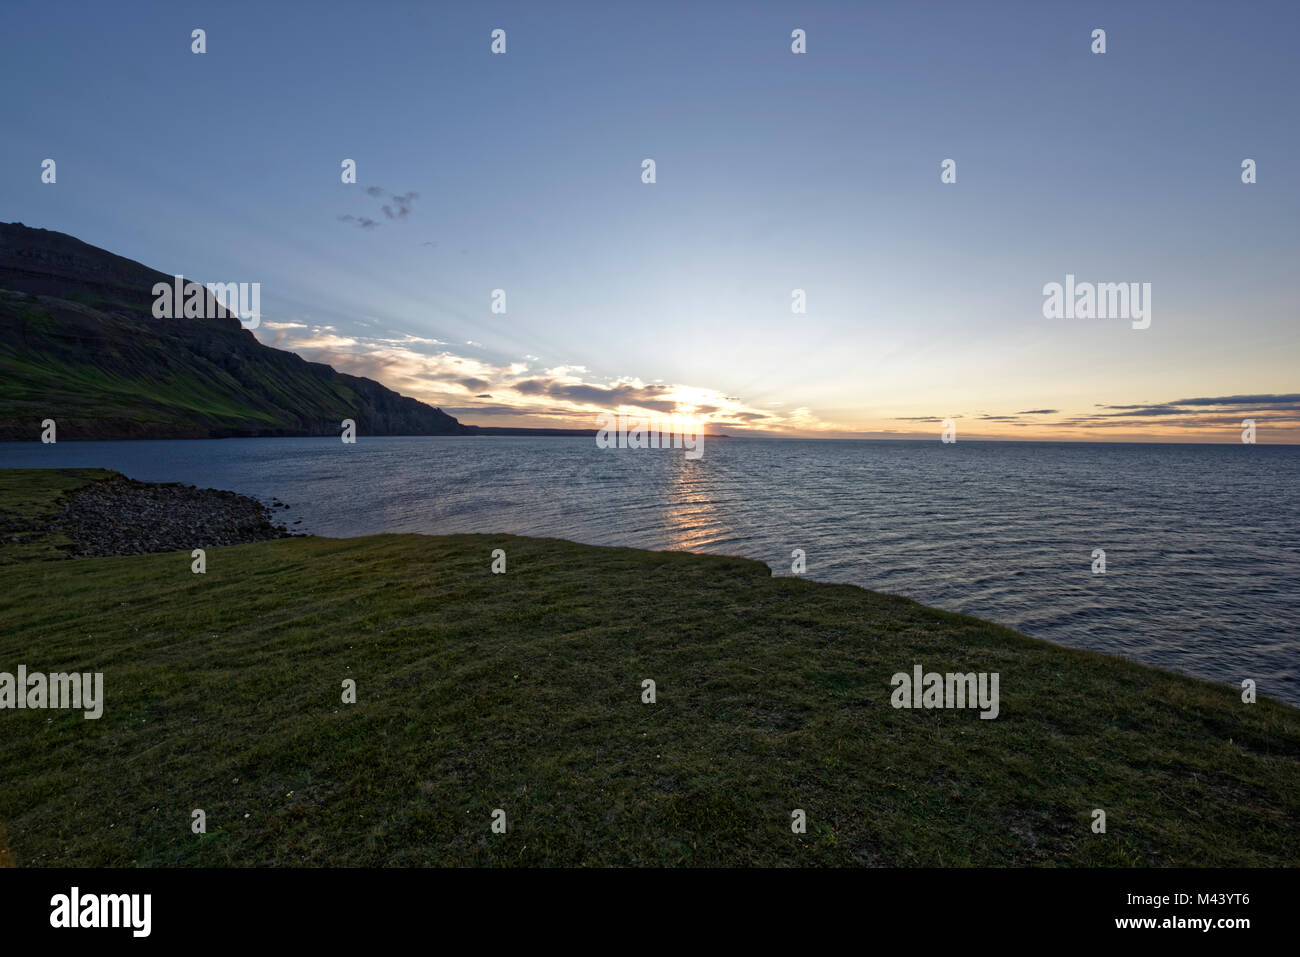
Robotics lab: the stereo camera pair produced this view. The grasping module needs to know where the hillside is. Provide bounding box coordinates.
[1,468,1297,867]
[0,223,469,440]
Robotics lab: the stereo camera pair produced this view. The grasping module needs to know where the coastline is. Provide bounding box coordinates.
[1,466,1294,703]
[0,469,296,560]
[0,467,1297,867]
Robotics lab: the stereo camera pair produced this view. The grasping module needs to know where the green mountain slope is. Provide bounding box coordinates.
[0,223,469,439]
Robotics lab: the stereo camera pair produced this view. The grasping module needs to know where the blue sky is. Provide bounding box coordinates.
[3,0,1298,440]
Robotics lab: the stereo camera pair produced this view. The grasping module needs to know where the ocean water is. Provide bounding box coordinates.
[4,436,1297,705]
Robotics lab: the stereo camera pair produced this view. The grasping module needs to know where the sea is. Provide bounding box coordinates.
[3,436,1296,705]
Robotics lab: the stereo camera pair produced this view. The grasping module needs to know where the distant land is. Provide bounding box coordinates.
[0,223,604,442]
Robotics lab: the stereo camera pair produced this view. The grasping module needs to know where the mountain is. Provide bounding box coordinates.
[0,222,471,440]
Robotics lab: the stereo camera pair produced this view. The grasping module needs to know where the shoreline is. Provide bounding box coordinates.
[0,467,1297,866]
[0,466,1294,709]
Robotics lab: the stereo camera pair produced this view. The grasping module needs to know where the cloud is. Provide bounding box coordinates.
[381,191,418,220]
[339,186,419,229]
[251,322,831,432]
[508,378,680,413]
[338,215,379,230]
[1101,394,1300,413]
[1089,394,1300,420]
[374,333,445,346]
[887,395,1300,437]
[1092,406,1191,418]
[1047,393,1300,435]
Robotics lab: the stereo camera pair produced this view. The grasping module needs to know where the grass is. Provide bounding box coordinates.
[0,349,283,428]
[0,468,1297,867]
[0,292,362,433]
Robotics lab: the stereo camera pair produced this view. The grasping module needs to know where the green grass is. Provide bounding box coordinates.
[0,469,1297,867]
[0,292,366,433]
[0,350,284,428]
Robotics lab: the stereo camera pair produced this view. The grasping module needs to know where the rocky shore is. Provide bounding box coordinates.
[47,473,297,557]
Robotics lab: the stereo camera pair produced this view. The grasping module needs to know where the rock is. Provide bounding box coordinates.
[50,475,301,558]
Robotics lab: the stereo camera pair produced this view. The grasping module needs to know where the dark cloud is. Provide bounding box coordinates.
[340,186,419,229]
[382,191,419,220]
[511,378,549,396]
[505,378,679,413]
[338,215,379,230]
[441,405,518,417]
[442,404,582,419]
[1096,406,1192,418]
[891,397,1300,434]
[1055,394,1300,432]
[459,377,491,391]
[1099,394,1300,415]
[1169,394,1300,408]
[551,383,677,412]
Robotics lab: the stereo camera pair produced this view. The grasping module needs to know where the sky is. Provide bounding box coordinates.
[3,0,1298,441]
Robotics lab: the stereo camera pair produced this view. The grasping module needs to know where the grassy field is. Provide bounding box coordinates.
[0,468,1297,866]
